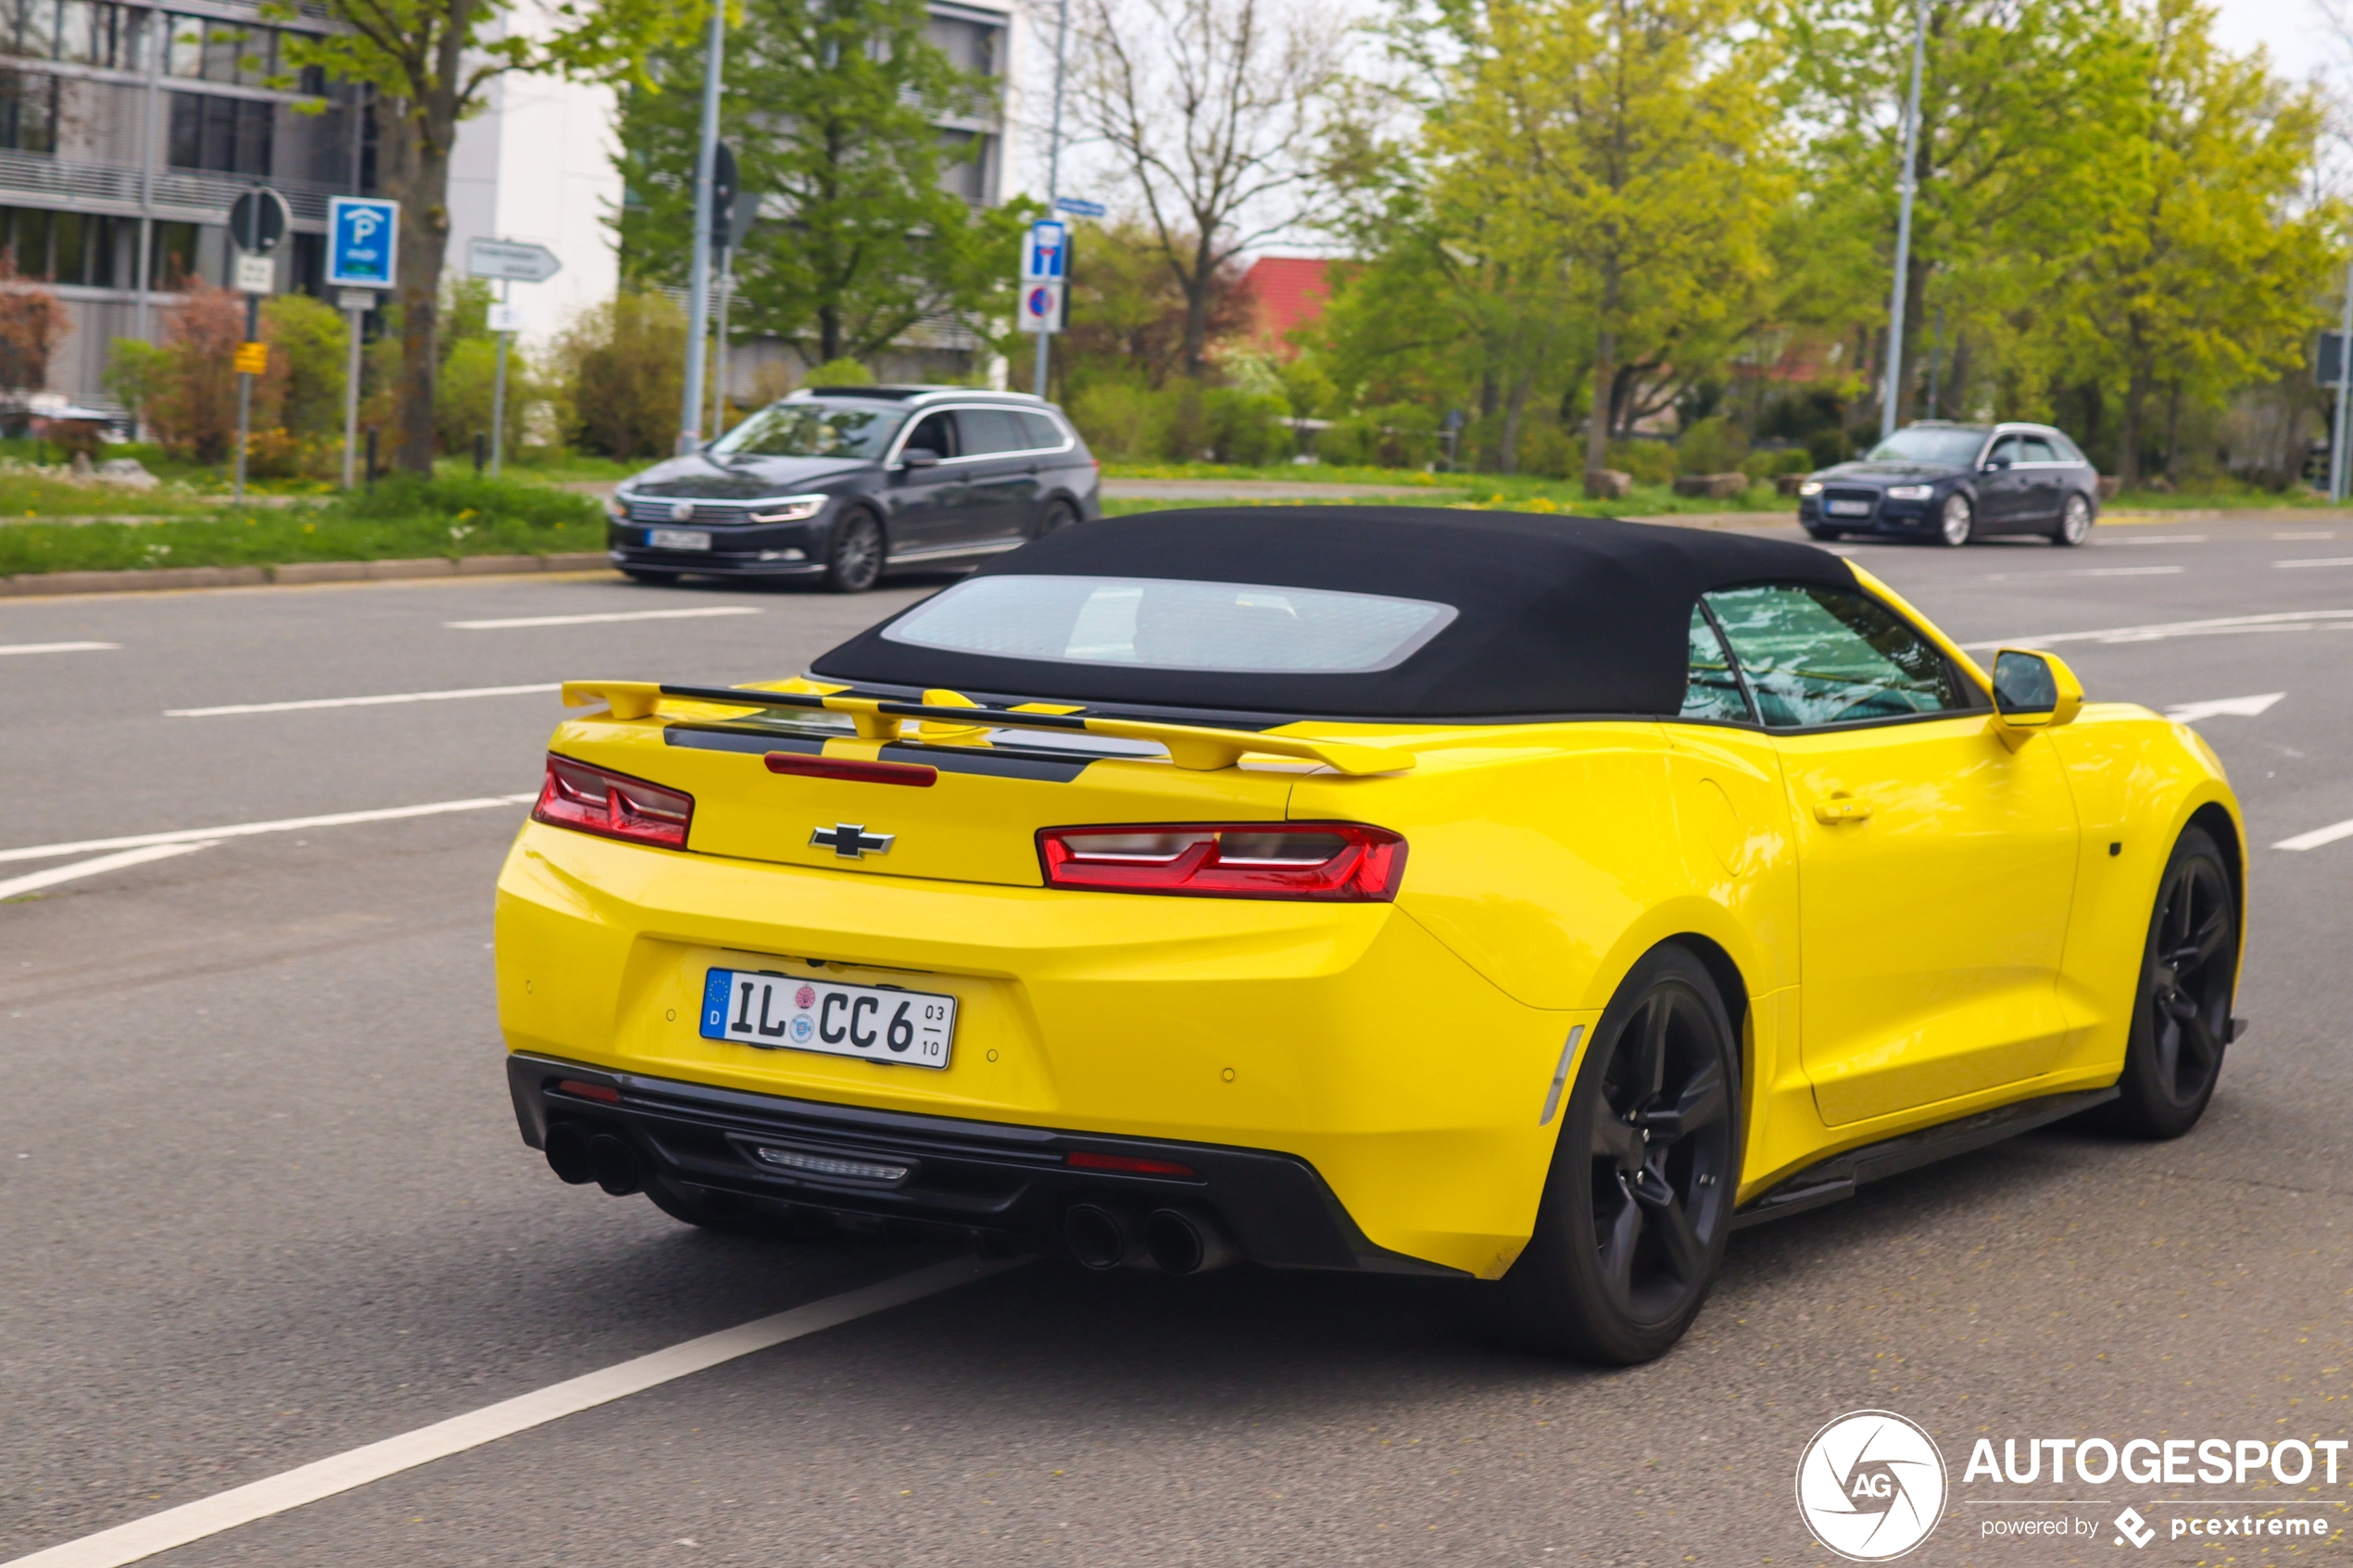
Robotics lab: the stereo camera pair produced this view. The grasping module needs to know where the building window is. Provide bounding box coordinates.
[0,73,57,154]
[925,14,1000,77]
[10,0,145,68]
[150,219,197,287]
[937,129,988,205]
[168,92,273,175]
[164,15,284,87]
[0,206,121,285]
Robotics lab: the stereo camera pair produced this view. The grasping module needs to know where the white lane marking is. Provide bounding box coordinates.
[2274,557,2353,570]
[168,683,560,717]
[0,641,120,657]
[0,841,216,901]
[448,607,762,630]
[2275,819,2353,852]
[2,1258,1013,1568]
[2163,693,2284,723]
[2104,534,2206,546]
[1982,565,2184,582]
[2274,530,2336,540]
[0,795,538,867]
[1958,608,2353,651]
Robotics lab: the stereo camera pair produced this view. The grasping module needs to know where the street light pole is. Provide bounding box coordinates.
[1032,0,1070,398]
[678,0,726,453]
[1881,0,1929,443]
[2333,256,2353,504]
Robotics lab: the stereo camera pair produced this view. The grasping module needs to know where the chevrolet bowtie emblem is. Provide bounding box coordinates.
[811,823,894,859]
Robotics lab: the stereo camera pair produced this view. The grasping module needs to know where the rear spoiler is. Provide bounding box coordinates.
[558,681,1416,776]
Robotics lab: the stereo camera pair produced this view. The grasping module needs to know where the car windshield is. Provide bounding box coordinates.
[1864,427,1986,467]
[710,400,902,460]
[880,574,1460,673]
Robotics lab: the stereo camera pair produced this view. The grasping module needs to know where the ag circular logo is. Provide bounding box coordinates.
[1795,1410,1947,1562]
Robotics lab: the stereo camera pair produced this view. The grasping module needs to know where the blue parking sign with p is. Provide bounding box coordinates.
[328,196,399,290]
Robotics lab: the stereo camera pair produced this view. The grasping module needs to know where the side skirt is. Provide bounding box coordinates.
[1730,1086,2120,1230]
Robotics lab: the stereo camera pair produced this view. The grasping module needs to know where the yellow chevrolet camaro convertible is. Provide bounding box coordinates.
[496,509,2245,1362]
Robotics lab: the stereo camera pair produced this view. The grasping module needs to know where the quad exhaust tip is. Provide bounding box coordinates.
[1063,1202,1239,1274]
[585,1133,644,1196]
[1063,1203,1141,1271]
[544,1123,596,1185]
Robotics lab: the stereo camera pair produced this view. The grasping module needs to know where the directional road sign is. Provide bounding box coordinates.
[1053,197,1106,219]
[466,237,562,284]
[228,187,289,255]
[1022,220,1068,282]
[328,196,399,290]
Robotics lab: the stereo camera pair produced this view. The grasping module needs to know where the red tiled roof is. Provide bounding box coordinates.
[1236,257,1330,356]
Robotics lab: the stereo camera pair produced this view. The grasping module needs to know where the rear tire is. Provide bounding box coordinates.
[2098,825,2236,1139]
[1479,946,1740,1364]
[1936,493,1975,546]
[2052,492,2094,546]
[823,508,885,593]
[1035,498,1079,538]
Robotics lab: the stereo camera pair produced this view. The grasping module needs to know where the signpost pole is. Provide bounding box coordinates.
[491,278,510,478]
[1033,0,1071,399]
[233,288,258,505]
[711,242,733,439]
[342,299,364,490]
[2333,257,2353,504]
[1880,0,1929,443]
[679,6,726,453]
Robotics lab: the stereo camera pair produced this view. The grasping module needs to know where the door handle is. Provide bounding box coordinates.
[1814,794,1872,824]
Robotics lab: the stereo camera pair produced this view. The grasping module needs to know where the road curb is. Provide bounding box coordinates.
[0,553,612,597]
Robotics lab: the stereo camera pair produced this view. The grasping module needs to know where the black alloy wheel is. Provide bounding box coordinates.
[1936,492,1974,546]
[2099,825,2236,1138]
[1804,524,1843,543]
[622,568,681,586]
[824,508,886,593]
[2053,492,2094,546]
[1482,946,1739,1364]
[1035,497,1079,538]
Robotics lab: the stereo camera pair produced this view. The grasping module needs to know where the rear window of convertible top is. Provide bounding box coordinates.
[879,574,1460,675]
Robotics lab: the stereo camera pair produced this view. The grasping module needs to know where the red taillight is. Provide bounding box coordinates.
[532,755,694,849]
[1037,822,1405,901]
[764,752,938,787]
[554,1078,621,1104]
[1066,1149,1199,1177]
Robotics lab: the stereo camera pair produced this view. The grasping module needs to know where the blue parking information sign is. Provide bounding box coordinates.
[327,196,399,290]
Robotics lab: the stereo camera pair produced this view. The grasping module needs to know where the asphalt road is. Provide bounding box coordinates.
[2,515,2348,1568]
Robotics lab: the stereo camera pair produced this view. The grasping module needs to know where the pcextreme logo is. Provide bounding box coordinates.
[1796,1410,1950,1562]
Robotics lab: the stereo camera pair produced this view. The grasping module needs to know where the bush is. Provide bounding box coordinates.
[1675,414,1748,475]
[1205,388,1289,464]
[434,335,535,458]
[556,292,685,459]
[1608,438,1675,485]
[1516,420,1576,479]
[264,295,347,439]
[1153,380,1212,462]
[107,281,284,464]
[1068,382,1155,460]
[1807,428,1855,469]
[0,251,70,394]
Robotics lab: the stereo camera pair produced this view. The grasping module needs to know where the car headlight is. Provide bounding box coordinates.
[1797,480,1823,496]
[748,494,830,524]
[606,494,631,522]
[1885,484,1933,500]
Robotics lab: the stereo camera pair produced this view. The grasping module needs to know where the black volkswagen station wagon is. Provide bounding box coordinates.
[607,386,1101,592]
[1798,420,2100,547]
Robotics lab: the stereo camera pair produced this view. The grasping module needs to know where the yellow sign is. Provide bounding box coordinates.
[233,341,268,376]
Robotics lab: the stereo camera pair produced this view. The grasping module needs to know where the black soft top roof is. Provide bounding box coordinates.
[812,508,1860,719]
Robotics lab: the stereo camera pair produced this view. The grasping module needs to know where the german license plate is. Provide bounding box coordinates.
[648,528,711,550]
[700,969,956,1069]
[1827,500,1872,517]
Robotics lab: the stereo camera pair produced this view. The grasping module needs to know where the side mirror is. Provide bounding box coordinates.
[1982,457,2011,471]
[1990,648,2082,743]
[900,448,941,470]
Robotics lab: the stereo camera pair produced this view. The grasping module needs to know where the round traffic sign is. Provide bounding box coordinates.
[228,187,290,256]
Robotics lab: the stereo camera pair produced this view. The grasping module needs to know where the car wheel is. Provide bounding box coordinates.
[1936,493,1974,546]
[1480,946,1740,1364]
[2097,825,2236,1139]
[622,569,681,586]
[2052,492,2094,546]
[823,508,885,593]
[1035,498,1079,539]
[1804,525,1843,543]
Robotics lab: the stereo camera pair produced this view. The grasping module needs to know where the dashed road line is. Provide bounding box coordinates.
[2162,693,2284,723]
[0,641,119,656]
[447,607,762,630]
[1982,565,2184,582]
[2274,557,2353,570]
[2274,530,2336,540]
[0,841,216,901]
[1958,608,2353,651]
[167,682,560,717]
[0,794,537,867]
[2275,819,2353,853]
[0,1257,1014,1568]
[2103,534,2207,546]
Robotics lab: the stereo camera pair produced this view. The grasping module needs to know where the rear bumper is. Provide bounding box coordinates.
[509,1051,1462,1274]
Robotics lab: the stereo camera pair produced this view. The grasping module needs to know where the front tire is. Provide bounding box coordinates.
[1035,497,1079,538]
[1481,946,1740,1364]
[823,508,885,593]
[2052,492,2094,546]
[1936,493,1975,546]
[622,568,681,586]
[2099,825,2236,1138]
[1804,524,1843,543]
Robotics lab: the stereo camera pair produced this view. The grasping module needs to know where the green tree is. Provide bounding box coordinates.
[615,0,1026,367]
[1425,0,1789,489]
[262,294,349,439]
[2057,0,2334,483]
[272,0,692,474]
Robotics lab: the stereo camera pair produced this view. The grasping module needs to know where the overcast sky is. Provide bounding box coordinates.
[2211,0,2341,82]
